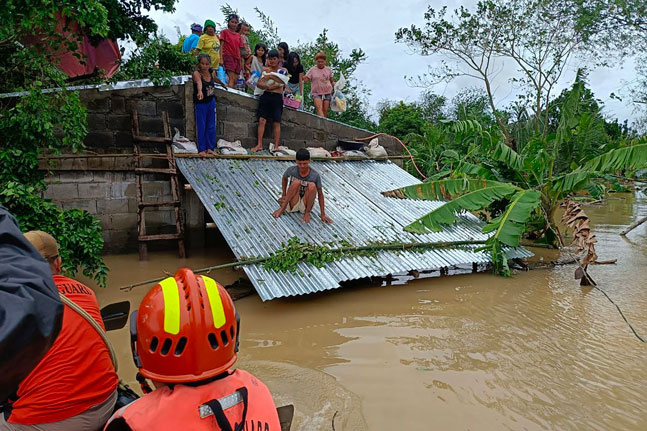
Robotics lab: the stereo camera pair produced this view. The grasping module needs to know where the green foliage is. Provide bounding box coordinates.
[0,88,109,285]
[112,34,195,85]
[1,182,108,285]
[262,237,488,274]
[387,78,647,275]
[482,190,541,246]
[378,101,429,137]
[263,237,355,272]
[402,182,518,234]
[100,0,177,43]
[0,0,110,285]
[554,142,647,192]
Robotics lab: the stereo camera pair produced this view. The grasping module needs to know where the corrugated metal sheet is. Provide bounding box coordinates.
[177,159,532,301]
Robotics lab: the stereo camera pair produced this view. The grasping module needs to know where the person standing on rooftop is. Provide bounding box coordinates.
[182,23,202,53]
[251,49,287,153]
[304,52,335,118]
[193,54,227,157]
[277,42,289,68]
[195,20,221,67]
[219,14,244,89]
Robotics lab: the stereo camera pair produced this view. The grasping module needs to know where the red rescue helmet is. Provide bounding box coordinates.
[130,268,239,383]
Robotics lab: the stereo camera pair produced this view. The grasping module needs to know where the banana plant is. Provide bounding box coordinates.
[385,81,647,275]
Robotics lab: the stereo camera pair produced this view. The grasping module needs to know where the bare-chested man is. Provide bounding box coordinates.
[251,49,287,153]
[272,149,333,224]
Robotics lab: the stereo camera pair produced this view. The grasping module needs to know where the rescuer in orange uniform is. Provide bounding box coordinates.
[0,231,118,431]
[104,268,281,431]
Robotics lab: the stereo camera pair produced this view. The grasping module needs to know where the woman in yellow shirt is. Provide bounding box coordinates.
[195,19,221,67]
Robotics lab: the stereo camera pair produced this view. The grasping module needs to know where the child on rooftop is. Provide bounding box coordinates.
[237,21,252,76]
[285,52,304,99]
[192,53,227,157]
[277,42,289,68]
[219,14,245,89]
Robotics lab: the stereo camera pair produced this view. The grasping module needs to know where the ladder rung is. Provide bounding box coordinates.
[139,233,183,241]
[138,200,181,208]
[135,168,176,174]
[133,136,172,143]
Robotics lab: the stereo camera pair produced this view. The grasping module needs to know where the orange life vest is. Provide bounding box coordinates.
[104,369,280,431]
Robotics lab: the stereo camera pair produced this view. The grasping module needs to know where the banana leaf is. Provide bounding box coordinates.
[403,183,518,233]
[482,190,542,247]
[383,178,514,200]
[491,141,524,171]
[553,144,647,193]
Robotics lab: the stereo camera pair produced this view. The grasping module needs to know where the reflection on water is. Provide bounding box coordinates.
[93,191,647,430]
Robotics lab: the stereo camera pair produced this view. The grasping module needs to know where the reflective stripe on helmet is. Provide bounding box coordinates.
[160,277,181,335]
[201,276,226,329]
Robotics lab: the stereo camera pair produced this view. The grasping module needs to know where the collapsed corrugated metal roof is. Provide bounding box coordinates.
[176,159,532,300]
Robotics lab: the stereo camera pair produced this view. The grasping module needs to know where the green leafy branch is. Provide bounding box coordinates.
[262,236,487,273]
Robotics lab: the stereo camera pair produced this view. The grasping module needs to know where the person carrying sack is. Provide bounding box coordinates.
[103,268,281,431]
[0,231,118,431]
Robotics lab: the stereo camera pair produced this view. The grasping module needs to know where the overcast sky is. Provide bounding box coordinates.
[148,0,640,123]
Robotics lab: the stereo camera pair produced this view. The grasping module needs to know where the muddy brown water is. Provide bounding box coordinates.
[91,191,647,430]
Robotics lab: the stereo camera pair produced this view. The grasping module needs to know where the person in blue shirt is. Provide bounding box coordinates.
[182,23,203,53]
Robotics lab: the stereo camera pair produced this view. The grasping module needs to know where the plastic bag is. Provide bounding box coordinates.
[246,70,260,89]
[330,72,347,113]
[330,91,346,112]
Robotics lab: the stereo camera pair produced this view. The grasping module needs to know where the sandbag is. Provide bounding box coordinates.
[306,147,331,158]
[269,142,296,156]
[217,139,248,155]
[172,128,198,153]
[364,137,387,158]
[334,146,368,158]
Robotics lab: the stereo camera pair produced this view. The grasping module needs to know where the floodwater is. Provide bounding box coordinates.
[92,191,647,430]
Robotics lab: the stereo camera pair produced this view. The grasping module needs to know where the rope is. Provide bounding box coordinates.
[356,133,427,180]
[59,294,120,371]
[592,285,646,343]
[537,202,645,344]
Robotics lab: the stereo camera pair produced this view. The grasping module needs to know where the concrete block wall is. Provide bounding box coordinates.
[42,79,399,253]
[79,85,186,153]
[42,170,177,254]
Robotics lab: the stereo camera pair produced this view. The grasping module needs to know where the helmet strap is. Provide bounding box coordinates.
[234,311,241,353]
[129,311,143,369]
[136,372,153,394]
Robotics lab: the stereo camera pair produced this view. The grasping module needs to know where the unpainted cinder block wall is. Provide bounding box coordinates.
[43,81,398,254]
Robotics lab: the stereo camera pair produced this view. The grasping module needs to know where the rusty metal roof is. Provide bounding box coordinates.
[176,158,532,300]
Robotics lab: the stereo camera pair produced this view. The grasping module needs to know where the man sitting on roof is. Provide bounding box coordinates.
[272,148,333,224]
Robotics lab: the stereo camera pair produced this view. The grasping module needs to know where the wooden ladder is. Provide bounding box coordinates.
[131,110,186,261]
